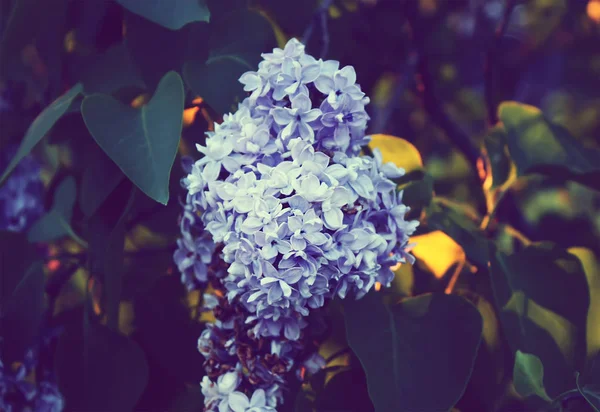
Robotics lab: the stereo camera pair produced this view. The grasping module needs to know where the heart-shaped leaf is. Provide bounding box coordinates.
[513,350,552,402]
[344,292,483,412]
[0,84,82,185]
[116,0,210,30]
[183,9,275,114]
[82,71,184,205]
[28,176,80,244]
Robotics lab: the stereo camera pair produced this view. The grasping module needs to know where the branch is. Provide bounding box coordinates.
[302,0,333,58]
[484,0,518,126]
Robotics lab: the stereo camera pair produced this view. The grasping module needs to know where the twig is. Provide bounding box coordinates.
[302,0,333,58]
[484,0,518,126]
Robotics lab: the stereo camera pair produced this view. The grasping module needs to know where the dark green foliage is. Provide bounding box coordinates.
[0,232,44,364]
[55,315,149,411]
[344,292,483,412]
[116,0,210,30]
[499,102,600,190]
[28,176,77,243]
[183,9,276,114]
[0,84,82,184]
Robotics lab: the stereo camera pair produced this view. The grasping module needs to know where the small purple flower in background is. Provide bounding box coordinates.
[0,351,64,412]
[0,145,44,233]
[175,37,418,411]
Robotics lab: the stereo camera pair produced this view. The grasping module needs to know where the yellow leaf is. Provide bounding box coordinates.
[411,231,464,279]
[368,134,423,172]
[568,247,600,360]
[504,291,576,365]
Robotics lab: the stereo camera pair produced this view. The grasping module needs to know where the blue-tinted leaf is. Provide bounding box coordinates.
[80,146,125,218]
[513,351,552,402]
[27,176,80,245]
[28,176,81,244]
[116,0,209,30]
[344,292,483,412]
[0,84,82,184]
[81,71,184,204]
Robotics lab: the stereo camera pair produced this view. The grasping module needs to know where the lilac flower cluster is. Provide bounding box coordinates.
[0,351,64,412]
[0,144,44,233]
[175,38,418,411]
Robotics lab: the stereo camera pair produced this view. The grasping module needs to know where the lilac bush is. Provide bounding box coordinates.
[175,38,419,411]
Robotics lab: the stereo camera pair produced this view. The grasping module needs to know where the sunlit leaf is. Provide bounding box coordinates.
[426,198,489,267]
[411,230,464,279]
[498,102,600,190]
[28,176,79,244]
[568,247,600,359]
[490,242,590,397]
[116,0,209,30]
[0,84,82,185]
[344,292,482,412]
[82,71,184,204]
[483,124,511,190]
[368,134,423,172]
[183,9,276,114]
[513,351,552,402]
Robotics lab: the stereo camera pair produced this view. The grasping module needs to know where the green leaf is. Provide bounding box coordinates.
[81,71,184,205]
[55,320,149,411]
[398,169,434,218]
[124,11,205,90]
[426,198,489,267]
[513,351,552,402]
[0,231,44,364]
[344,292,483,412]
[498,102,600,190]
[116,0,210,30]
[80,44,146,95]
[87,183,135,329]
[489,243,590,397]
[315,369,373,412]
[483,124,511,189]
[183,9,276,114]
[28,176,81,244]
[80,145,126,218]
[133,275,206,383]
[0,84,83,185]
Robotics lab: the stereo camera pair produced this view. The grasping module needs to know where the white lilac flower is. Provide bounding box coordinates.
[175,37,419,411]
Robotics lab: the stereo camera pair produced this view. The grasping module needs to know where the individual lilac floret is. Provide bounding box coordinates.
[175,37,419,412]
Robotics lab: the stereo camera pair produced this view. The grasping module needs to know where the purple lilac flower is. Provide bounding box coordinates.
[175,37,419,411]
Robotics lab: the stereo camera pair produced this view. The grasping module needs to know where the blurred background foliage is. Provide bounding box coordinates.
[1,0,600,411]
